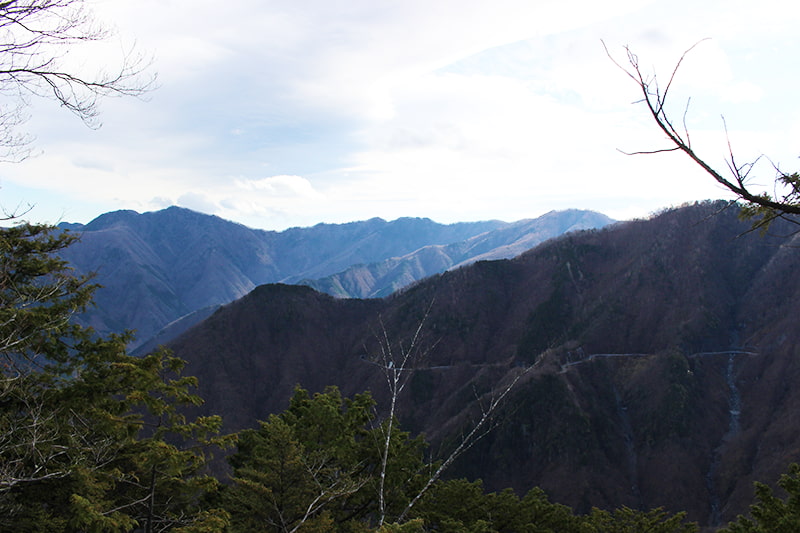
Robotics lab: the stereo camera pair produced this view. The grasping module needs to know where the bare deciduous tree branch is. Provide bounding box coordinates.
[368,303,437,526]
[603,40,800,229]
[395,354,543,524]
[367,304,545,525]
[0,0,154,160]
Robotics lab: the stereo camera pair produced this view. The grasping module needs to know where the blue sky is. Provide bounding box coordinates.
[1,0,799,230]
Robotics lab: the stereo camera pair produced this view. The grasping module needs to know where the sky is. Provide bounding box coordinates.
[0,0,798,230]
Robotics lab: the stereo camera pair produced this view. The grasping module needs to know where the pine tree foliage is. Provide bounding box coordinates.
[586,507,697,533]
[0,223,231,531]
[221,387,702,533]
[721,463,800,533]
[0,223,94,370]
[223,386,428,533]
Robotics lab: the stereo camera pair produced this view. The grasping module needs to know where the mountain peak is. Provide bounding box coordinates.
[59,207,612,348]
[82,209,141,230]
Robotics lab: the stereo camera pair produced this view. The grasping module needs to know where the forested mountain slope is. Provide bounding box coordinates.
[167,201,800,528]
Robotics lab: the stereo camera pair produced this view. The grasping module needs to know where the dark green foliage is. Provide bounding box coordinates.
[412,479,583,533]
[0,340,232,532]
[223,386,428,532]
[586,506,698,532]
[410,478,698,532]
[737,171,800,233]
[721,463,800,532]
[0,223,231,532]
[0,224,95,370]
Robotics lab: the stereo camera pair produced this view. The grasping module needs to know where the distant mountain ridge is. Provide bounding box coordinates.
[58,207,612,346]
[303,210,612,298]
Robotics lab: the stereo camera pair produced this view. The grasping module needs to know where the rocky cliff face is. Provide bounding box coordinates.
[166,202,800,527]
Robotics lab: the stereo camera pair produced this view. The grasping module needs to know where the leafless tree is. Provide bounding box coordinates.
[367,307,543,525]
[604,40,800,232]
[369,311,435,526]
[0,0,154,159]
[395,361,538,524]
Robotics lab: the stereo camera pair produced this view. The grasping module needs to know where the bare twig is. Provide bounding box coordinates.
[604,39,800,227]
[396,354,544,523]
[369,303,437,526]
[0,0,155,160]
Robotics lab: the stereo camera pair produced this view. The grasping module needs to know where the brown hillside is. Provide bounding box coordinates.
[169,201,800,528]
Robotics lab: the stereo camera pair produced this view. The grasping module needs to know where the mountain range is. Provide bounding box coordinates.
[57,207,612,348]
[301,210,611,298]
[162,201,800,529]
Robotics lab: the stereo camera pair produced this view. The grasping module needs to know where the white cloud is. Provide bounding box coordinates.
[722,82,764,104]
[177,191,217,214]
[236,175,322,198]
[2,0,798,229]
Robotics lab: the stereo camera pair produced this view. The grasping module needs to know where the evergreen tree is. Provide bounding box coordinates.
[223,386,427,532]
[586,507,697,533]
[411,479,584,533]
[721,463,800,533]
[0,223,231,531]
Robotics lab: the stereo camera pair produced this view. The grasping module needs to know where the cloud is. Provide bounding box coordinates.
[722,82,764,104]
[236,175,322,198]
[177,191,218,214]
[2,0,800,230]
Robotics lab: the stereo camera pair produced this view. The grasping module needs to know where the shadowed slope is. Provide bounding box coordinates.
[168,201,800,526]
